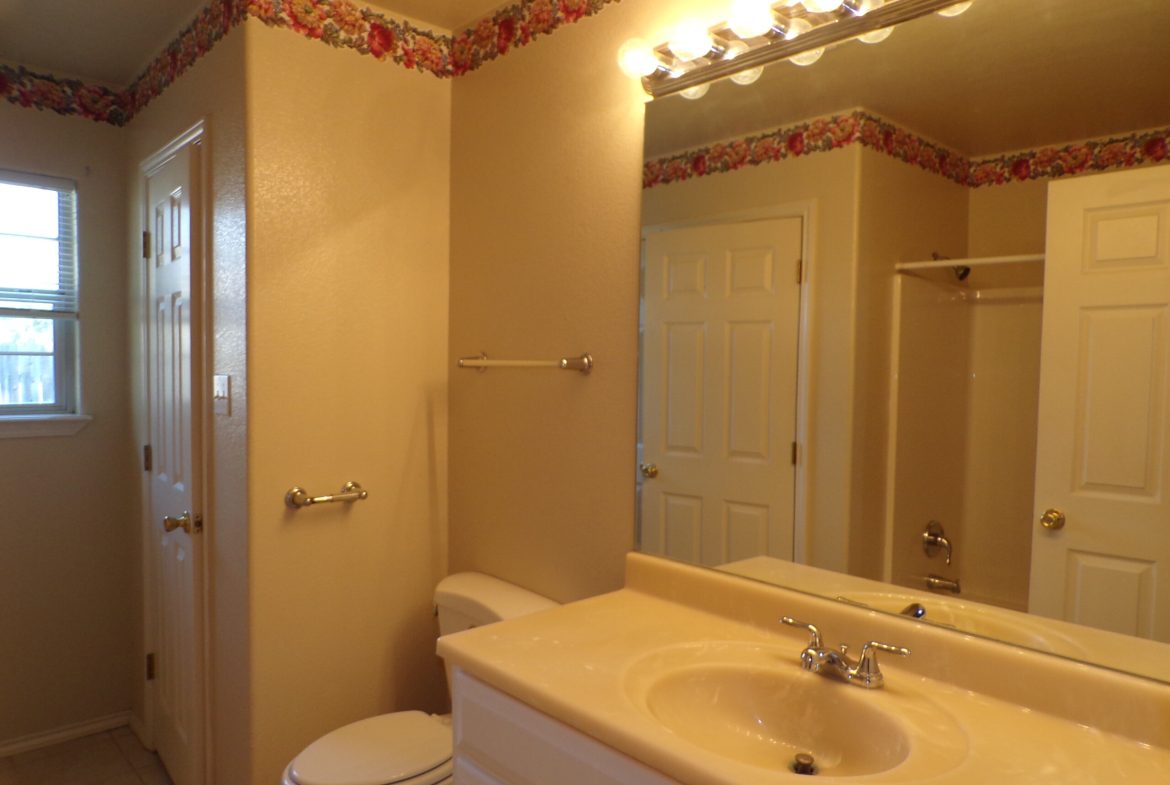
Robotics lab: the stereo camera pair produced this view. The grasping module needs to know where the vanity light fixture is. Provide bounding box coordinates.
[725,40,766,84]
[729,0,778,39]
[858,26,895,43]
[856,0,895,43]
[632,0,978,100]
[936,1,973,17]
[668,19,717,62]
[617,38,662,77]
[789,45,825,66]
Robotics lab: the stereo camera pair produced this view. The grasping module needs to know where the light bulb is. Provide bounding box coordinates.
[803,0,844,12]
[731,66,764,85]
[937,1,973,17]
[669,20,714,61]
[790,47,824,66]
[852,0,883,15]
[680,83,710,100]
[729,0,776,39]
[858,26,893,43]
[784,17,812,40]
[617,39,661,77]
[722,41,763,84]
[724,40,750,59]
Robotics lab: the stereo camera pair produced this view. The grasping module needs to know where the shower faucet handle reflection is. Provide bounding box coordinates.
[922,520,953,565]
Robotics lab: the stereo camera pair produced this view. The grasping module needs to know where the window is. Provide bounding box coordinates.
[0,169,79,416]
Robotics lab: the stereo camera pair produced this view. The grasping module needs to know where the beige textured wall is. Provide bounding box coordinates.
[449,2,682,603]
[126,30,250,784]
[0,103,133,745]
[640,148,862,572]
[852,149,968,578]
[967,179,1048,256]
[244,22,451,785]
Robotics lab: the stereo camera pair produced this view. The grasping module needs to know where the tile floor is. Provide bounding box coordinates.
[0,726,173,785]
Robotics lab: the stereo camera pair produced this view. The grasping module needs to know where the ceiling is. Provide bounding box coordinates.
[645,0,1170,158]
[0,0,506,86]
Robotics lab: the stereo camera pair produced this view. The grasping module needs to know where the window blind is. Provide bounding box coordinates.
[0,169,78,319]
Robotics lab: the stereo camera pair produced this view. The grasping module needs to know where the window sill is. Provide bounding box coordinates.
[0,415,93,439]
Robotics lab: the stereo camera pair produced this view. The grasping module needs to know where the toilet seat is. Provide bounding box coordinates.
[284,711,452,785]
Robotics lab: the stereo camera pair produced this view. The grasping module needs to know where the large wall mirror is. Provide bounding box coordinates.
[636,0,1170,683]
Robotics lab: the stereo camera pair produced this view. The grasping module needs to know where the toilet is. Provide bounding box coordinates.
[282,573,558,785]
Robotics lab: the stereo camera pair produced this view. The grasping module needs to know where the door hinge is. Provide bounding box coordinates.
[791,441,799,465]
[143,444,152,472]
[146,652,156,681]
[142,230,152,259]
[795,258,804,285]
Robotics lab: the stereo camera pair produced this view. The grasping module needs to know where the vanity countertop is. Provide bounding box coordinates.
[437,554,1170,785]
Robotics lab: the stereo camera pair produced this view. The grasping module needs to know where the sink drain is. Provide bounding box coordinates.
[792,753,818,776]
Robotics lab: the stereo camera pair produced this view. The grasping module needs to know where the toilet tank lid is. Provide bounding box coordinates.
[434,572,557,623]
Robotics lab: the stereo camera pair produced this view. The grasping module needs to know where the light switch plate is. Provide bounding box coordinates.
[212,374,231,416]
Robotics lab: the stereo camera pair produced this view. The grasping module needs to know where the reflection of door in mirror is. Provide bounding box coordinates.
[639,217,803,566]
[1030,166,1170,641]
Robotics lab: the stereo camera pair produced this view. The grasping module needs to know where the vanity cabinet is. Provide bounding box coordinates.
[450,669,680,785]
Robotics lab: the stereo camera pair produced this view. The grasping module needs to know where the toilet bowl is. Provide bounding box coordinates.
[282,573,557,785]
[281,712,452,785]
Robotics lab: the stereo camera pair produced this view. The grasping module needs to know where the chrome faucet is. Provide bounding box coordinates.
[925,574,961,594]
[900,602,927,618]
[780,617,910,689]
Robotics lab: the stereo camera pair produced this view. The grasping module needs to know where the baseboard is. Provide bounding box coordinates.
[0,712,132,759]
[127,713,153,751]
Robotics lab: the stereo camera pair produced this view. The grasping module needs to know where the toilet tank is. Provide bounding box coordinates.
[434,572,557,635]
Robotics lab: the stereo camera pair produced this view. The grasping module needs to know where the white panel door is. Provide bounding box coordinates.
[640,218,802,566]
[145,138,205,785]
[1030,166,1170,642]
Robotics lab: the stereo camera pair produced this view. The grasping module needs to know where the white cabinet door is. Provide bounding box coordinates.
[1030,166,1170,642]
[640,217,803,566]
[451,669,681,785]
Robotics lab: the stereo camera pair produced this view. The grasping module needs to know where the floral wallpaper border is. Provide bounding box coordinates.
[0,0,619,126]
[644,110,1170,191]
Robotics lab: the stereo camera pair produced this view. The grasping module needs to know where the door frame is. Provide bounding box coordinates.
[638,200,815,562]
[136,119,212,782]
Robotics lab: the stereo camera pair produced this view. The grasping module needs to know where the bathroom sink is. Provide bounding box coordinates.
[643,664,908,775]
[625,642,969,780]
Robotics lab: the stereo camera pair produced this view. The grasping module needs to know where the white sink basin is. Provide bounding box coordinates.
[644,664,909,776]
[625,642,969,780]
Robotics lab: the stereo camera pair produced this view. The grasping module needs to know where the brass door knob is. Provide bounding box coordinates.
[163,511,193,534]
[640,463,659,479]
[1039,508,1066,531]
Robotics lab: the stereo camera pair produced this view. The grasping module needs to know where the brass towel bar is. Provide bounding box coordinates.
[457,353,593,374]
[285,481,368,509]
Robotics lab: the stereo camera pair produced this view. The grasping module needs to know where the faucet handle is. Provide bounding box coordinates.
[855,641,911,686]
[780,616,823,648]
